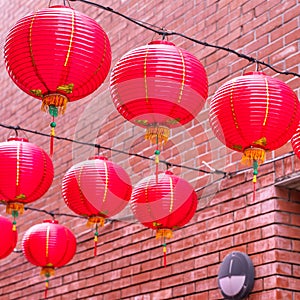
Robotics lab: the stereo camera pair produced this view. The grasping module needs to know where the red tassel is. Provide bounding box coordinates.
[94,226,99,257]
[44,279,49,299]
[162,242,167,267]
[94,238,98,257]
[253,180,256,202]
[49,117,56,157]
[50,135,54,157]
[252,160,258,202]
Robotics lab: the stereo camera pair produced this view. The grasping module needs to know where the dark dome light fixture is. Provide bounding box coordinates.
[218,251,255,299]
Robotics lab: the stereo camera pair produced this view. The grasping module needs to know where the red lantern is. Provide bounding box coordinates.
[130,171,197,266]
[209,71,300,185]
[61,156,132,255]
[0,215,18,259]
[110,40,208,144]
[0,137,54,227]
[22,219,76,297]
[4,5,111,154]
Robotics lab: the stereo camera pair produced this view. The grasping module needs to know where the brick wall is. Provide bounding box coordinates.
[0,0,300,299]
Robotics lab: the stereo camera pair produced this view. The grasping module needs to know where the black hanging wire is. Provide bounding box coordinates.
[0,123,223,176]
[72,0,300,78]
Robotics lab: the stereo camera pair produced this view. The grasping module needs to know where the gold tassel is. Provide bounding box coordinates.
[155,228,173,239]
[241,147,266,166]
[145,126,170,144]
[41,94,69,115]
[86,216,106,227]
[6,202,24,215]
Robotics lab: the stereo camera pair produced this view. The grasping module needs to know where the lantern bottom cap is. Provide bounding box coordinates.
[86,216,106,227]
[41,93,69,115]
[41,266,55,277]
[145,125,170,144]
[6,202,24,215]
[241,147,266,166]
[155,228,173,239]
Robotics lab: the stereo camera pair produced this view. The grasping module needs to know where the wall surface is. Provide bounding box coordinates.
[0,0,300,299]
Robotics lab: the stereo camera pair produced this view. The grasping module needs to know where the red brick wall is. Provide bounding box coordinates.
[0,0,300,299]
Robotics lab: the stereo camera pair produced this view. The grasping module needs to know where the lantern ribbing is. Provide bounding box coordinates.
[62,156,132,256]
[22,220,76,298]
[0,137,54,227]
[110,40,208,144]
[130,171,197,266]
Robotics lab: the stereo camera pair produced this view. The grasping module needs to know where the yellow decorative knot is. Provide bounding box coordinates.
[86,216,106,227]
[155,228,173,239]
[135,120,149,126]
[41,94,69,115]
[30,89,43,97]
[253,175,257,183]
[145,126,170,144]
[6,202,24,215]
[153,221,161,227]
[253,137,267,147]
[57,83,74,94]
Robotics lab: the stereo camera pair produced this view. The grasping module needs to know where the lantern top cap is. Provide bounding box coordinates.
[48,5,73,10]
[7,136,29,143]
[165,170,173,175]
[148,40,175,46]
[89,156,108,161]
[243,71,266,76]
[43,219,59,224]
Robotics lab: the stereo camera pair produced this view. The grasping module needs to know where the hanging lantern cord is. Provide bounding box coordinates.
[44,274,50,299]
[49,106,58,157]
[252,160,258,202]
[94,223,99,257]
[155,135,160,183]
[12,210,18,231]
[162,237,167,267]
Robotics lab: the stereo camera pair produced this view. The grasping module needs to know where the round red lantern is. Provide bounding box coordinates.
[0,215,18,259]
[209,71,300,168]
[61,156,132,255]
[4,5,111,112]
[291,125,300,159]
[130,170,197,266]
[0,137,54,225]
[110,40,208,144]
[22,219,76,297]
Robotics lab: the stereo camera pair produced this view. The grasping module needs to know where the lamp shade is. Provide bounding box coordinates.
[130,171,197,236]
[209,71,300,165]
[110,40,208,143]
[22,220,76,272]
[0,137,54,216]
[4,5,111,114]
[62,156,132,223]
[130,170,197,266]
[0,215,18,259]
[22,219,76,297]
[62,156,132,256]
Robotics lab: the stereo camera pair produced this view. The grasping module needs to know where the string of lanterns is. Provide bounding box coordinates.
[1,1,300,297]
